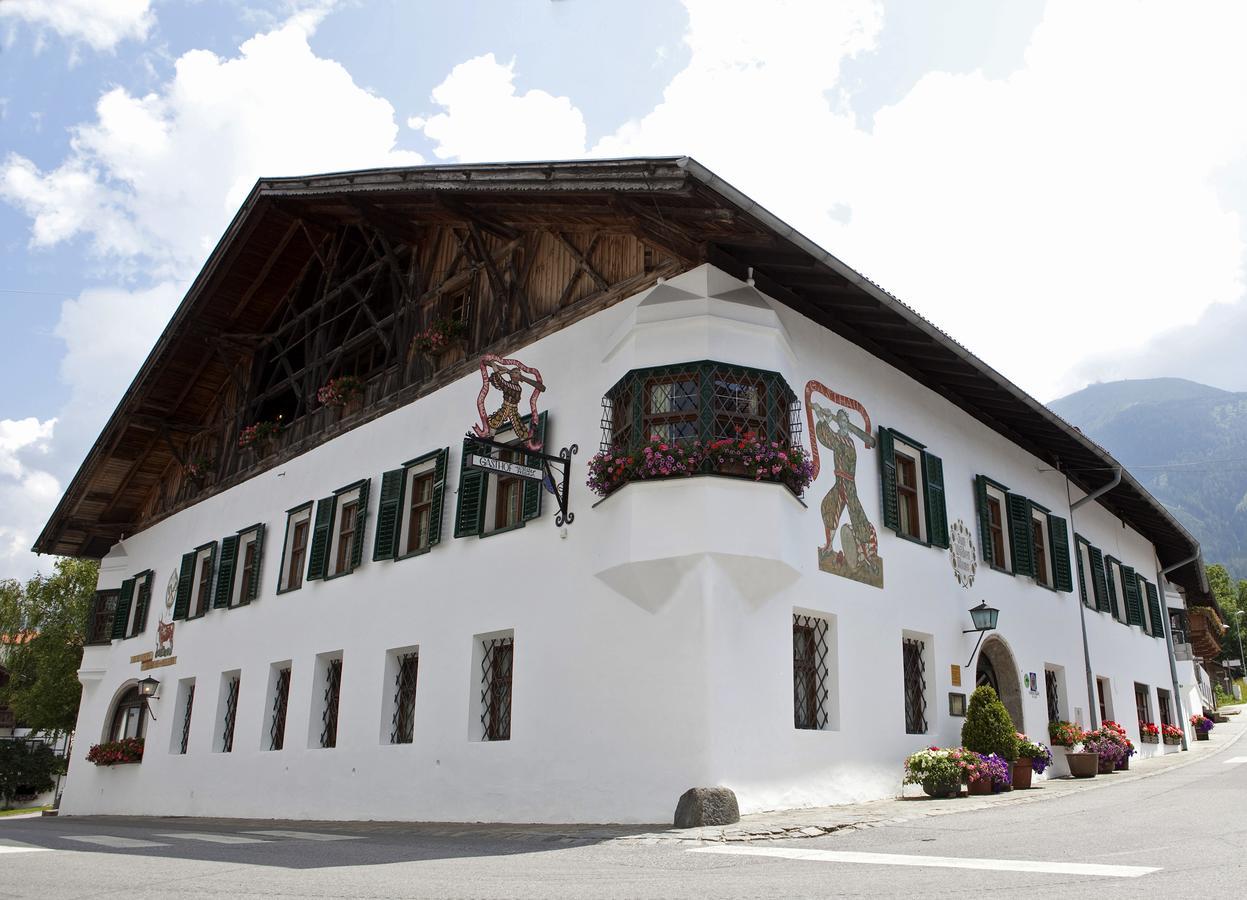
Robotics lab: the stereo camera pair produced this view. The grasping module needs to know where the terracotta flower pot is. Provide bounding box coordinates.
[1066,751,1098,778]
[1012,759,1034,789]
[968,776,993,796]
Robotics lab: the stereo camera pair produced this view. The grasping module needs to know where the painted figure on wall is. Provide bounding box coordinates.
[472,354,546,450]
[805,380,883,588]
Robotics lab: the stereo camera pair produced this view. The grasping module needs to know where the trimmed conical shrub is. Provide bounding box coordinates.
[960,685,1019,761]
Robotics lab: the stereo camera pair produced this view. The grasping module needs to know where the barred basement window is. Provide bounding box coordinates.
[178,683,195,755]
[480,637,514,742]
[391,652,419,744]
[269,667,291,751]
[597,361,803,496]
[220,674,240,753]
[321,658,343,749]
[793,615,830,730]
[902,638,928,734]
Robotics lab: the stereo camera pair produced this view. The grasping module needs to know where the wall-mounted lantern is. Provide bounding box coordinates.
[963,601,999,666]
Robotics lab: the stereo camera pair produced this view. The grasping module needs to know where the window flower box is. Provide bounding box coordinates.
[1139,722,1160,744]
[86,737,144,766]
[317,376,365,416]
[1161,723,1182,745]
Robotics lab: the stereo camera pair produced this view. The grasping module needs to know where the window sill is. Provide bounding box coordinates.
[591,471,808,509]
[396,545,434,561]
[324,567,357,581]
[891,529,930,548]
[275,584,303,596]
[987,563,1014,577]
[479,521,528,540]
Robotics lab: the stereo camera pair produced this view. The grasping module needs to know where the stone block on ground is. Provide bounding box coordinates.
[673,787,740,828]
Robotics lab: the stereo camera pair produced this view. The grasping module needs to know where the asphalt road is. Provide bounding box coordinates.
[3,743,1245,899]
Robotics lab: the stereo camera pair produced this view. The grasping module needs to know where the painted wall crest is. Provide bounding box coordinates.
[155,570,177,658]
[949,519,977,588]
[805,380,883,588]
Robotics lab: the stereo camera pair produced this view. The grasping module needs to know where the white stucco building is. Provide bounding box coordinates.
[40,159,1215,823]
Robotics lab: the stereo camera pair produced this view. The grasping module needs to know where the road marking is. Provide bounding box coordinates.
[64,835,169,849]
[688,846,1159,878]
[156,832,271,844]
[243,830,363,841]
[0,844,53,855]
[1222,756,1247,764]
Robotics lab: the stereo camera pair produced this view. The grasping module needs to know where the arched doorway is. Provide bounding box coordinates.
[974,636,1024,733]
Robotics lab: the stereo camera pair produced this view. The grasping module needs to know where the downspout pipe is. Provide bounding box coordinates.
[1070,467,1121,511]
[1158,551,1202,751]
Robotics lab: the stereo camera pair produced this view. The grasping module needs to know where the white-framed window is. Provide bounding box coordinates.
[309,651,344,749]
[307,479,371,581]
[278,502,312,593]
[169,677,196,755]
[1105,558,1126,622]
[383,645,420,745]
[1096,676,1114,725]
[1031,509,1052,588]
[190,543,217,619]
[329,486,364,577]
[879,428,947,547]
[214,670,241,753]
[471,629,514,742]
[265,660,292,751]
[902,630,934,735]
[981,480,1011,570]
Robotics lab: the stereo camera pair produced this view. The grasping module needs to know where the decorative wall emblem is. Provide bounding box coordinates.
[472,354,546,451]
[805,380,883,588]
[949,519,977,588]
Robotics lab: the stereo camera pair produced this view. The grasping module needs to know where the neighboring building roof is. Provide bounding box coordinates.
[34,157,1211,606]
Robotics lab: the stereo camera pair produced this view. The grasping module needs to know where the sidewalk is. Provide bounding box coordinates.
[618,713,1246,845]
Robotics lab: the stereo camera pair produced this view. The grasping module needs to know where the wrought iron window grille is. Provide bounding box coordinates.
[1045,670,1060,724]
[221,676,239,753]
[270,667,291,751]
[178,684,194,755]
[480,637,513,742]
[793,615,830,730]
[903,638,928,735]
[321,658,342,749]
[391,653,419,744]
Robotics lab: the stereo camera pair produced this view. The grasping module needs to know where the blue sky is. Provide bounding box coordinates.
[2,0,1246,578]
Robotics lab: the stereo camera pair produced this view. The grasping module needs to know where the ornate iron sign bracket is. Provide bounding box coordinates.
[465,434,579,527]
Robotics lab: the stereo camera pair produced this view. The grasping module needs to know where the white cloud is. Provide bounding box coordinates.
[0,416,60,576]
[412,53,587,162]
[0,16,422,280]
[0,0,154,52]
[410,0,1247,402]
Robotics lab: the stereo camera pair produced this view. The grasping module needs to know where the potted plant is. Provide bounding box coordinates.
[1100,721,1135,770]
[1190,713,1214,741]
[85,737,144,766]
[1082,727,1129,774]
[903,746,979,798]
[238,417,283,457]
[1050,720,1096,777]
[317,375,365,416]
[1139,722,1160,744]
[183,454,213,488]
[967,752,1012,795]
[1013,733,1052,789]
[1161,723,1183,746]
[961,686,1019,775]
[410,317,468,365]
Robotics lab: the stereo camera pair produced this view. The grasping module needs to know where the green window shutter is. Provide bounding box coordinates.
[1145,581,1165,638]
[214,535,240,608]
[1088,545,1110,612]
[349,478,370,571]
[1104,557,1121,618]
[111,578,136,641]
[307,496,335,579]
[173,551,196,620]
[427,448,449,547]
[1047,515,1073,593]
[455,438,488,538]
[373,468,406,561]
[1074,536,1089,605]
[1006,493,1034,577]
[131,573,152,636]
[878,427,899,533]
[974,475,995,567]
[241,524,266,605]
[921,451,948,549]
[521,411,548,522]
[1122,566,1143,625]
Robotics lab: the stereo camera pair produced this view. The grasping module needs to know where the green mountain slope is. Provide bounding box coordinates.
[1049,378,1247,579]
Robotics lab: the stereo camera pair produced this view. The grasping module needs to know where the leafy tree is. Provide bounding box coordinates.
[960,685,1019,761]
[0,558,98,737]
[1207,564,1246,677]
[0,740,63,809]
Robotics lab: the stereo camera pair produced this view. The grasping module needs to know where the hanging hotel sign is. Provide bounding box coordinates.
[466,354,578,527]
[949,519,977,588]
[466,453,545,482]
